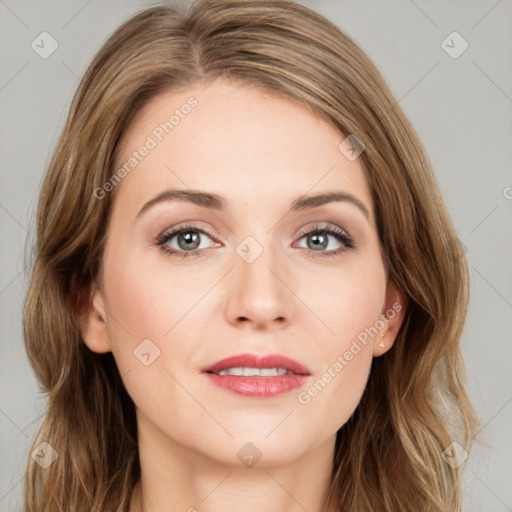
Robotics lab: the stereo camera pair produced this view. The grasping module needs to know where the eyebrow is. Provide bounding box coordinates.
[136,189,370,221]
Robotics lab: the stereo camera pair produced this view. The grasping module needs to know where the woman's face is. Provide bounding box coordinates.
[82,78,404,467]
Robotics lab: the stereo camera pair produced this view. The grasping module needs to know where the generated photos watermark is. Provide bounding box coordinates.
[93,96,198,200]
[297,301,402,405]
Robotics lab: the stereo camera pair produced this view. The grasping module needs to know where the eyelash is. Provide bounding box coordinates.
[155,223,356,260]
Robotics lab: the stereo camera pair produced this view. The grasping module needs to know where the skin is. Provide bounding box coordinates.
[80,78,406,512]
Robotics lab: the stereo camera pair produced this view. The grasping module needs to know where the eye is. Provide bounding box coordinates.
[293,224,355,258]
[155,222,355,260]
[156,223,218,259]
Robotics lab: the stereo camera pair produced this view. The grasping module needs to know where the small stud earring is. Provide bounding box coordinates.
[379,333,385,348]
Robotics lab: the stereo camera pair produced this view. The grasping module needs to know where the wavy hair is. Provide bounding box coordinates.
[22,1,480,510]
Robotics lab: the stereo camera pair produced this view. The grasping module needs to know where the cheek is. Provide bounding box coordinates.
[100,258,208,421]
[103,253,213,346]
[301,252,386,345]
[295,308,377,440]
[294,254,385,427]
[100,251,224,412]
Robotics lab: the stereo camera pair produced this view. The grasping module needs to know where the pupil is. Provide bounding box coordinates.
[179,231,200,250]
[310,233,327,250]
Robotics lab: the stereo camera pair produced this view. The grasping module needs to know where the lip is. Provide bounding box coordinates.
[201,353,312,375]
[201,353,311,398]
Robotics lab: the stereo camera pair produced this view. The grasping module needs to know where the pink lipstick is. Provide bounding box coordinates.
[201,353,311,398]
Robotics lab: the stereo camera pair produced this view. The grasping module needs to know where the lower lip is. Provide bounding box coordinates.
[203,373,309,397]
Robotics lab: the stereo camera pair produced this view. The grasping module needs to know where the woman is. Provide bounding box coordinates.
[22,0,480,510]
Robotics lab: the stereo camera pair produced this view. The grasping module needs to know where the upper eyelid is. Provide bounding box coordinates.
[296,223,350,237]
[158,223,214,241]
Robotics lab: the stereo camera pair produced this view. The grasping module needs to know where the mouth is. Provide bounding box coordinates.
[201,353,311,398]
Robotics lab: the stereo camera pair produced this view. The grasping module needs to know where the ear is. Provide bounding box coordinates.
[77,280,112,354]
[373,280,407,357]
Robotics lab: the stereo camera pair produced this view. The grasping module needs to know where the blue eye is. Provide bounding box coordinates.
[294,224,355,259]
[156,223,355,259]
[156,223,215,259]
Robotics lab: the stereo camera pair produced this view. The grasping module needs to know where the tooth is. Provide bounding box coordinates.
[243,367,261,376]
[215,367,291,377]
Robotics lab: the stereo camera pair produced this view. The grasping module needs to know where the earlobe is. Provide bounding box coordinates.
[373,281,407,357]
[77,281,112,354]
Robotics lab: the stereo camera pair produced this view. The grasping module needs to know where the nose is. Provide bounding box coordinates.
[224,244,295,331]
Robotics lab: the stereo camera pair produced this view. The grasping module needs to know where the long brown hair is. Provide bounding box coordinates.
[23,1,480,510]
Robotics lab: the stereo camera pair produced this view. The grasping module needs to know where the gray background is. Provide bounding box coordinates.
[1,0,511,510]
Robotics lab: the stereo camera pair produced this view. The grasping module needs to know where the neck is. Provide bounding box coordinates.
[130,416,336,512]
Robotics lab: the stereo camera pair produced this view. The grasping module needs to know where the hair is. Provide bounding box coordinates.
[22,0,480,510]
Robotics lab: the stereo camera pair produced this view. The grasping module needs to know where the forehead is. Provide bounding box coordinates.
[111,79,374,221]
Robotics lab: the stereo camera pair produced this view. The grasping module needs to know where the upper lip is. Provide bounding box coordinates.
[201,353,312,375]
